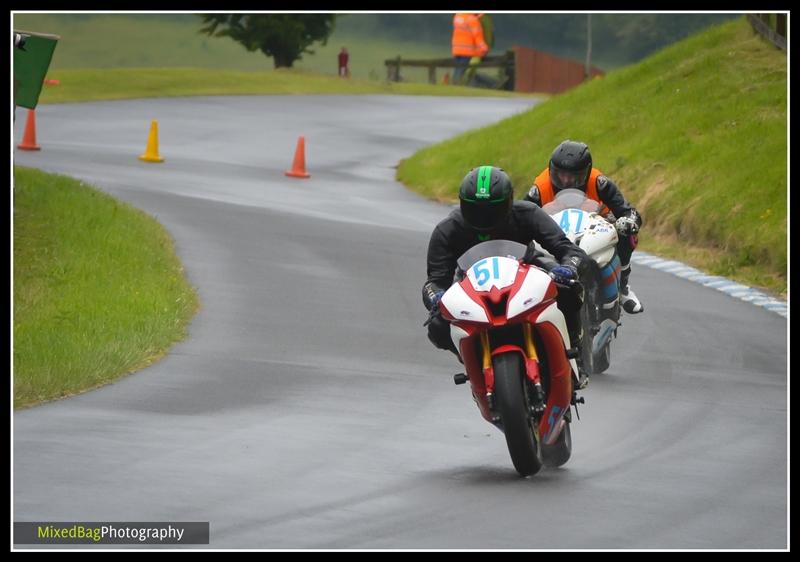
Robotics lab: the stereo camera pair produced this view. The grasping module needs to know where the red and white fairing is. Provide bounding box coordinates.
[439,254,575,445]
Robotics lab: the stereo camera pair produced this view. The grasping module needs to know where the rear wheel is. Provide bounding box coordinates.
[593,341,611,374]
[542,414,572,468]
[580,276,598,375]
[593,298,617,374]
[493,353,543,477]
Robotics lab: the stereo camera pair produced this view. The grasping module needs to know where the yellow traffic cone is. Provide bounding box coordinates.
[139,120,164,163]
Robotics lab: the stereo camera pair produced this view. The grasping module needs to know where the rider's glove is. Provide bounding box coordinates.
[422,289,446,326]
[550,265,577,285]
[615,215,640,236]
[428,290,445,310]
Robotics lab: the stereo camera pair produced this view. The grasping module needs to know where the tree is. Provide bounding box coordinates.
[199,14,336,69]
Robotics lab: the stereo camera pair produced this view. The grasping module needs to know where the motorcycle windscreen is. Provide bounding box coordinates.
[540,188,602,216]
[456,240,527,272]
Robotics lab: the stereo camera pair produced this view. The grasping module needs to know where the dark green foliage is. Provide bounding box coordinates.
[335,13,739,68]
[200,14,336,68]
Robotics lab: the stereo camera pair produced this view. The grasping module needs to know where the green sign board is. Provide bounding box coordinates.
[14,30,59,109]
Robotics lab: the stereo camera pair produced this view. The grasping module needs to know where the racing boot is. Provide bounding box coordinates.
[619,264,644,314]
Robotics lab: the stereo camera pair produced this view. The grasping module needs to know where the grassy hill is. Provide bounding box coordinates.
[12,13,450,84]
[14,12,740,82]
[397,17,787,296]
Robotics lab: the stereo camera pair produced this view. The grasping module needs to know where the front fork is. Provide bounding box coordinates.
[482,323,546,418]
[480,321,574,445]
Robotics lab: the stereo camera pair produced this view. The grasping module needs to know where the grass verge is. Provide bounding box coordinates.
[13,167,199,408]
[37,67,527,105]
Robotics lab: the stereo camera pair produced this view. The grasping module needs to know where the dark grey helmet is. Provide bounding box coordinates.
[549,140,592,191]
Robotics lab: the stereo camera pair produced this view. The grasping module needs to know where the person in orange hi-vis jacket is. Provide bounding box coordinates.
[451,13,489,85]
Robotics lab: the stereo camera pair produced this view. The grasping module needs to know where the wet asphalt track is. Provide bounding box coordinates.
[13,96,787,549]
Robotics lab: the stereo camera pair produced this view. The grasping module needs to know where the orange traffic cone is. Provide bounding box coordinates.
[285,136,310,178]
[17,109,41,151]
[139,120,164,163]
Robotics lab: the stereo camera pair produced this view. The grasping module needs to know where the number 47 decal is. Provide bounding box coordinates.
[559,209,584,233]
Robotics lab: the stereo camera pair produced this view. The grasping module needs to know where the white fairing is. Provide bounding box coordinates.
[450,324,470,351]
[578,218,618,268]
[507,266,552,320]
[441,283,489,324]
[534,210,618,268]
[537,301,579,375]
[465,256,519,292]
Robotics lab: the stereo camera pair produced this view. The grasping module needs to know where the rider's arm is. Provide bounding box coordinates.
[523,185,542,206]
[597,175,643,227]
[422,223,457,310]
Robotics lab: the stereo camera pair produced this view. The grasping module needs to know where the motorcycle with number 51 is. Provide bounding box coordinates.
[435,240,584,477]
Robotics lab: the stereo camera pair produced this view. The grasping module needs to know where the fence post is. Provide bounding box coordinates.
[747,13,787,51]
[776,14,787,36]
[505,50,515,91]
[428,65,436,84]
[584,14,592,79]
[387,57,402,82]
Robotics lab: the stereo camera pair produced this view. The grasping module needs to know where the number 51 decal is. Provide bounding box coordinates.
[472,257,500,286]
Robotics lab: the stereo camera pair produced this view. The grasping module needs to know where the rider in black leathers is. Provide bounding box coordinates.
[422,166,590,385]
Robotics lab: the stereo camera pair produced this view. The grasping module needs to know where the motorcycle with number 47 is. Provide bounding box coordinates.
[532,188,623,375]
[433,240,585,477]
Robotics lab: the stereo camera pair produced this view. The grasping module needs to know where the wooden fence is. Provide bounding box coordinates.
[747,13,787,51]
[384,51,515,89]
[512,46,603,94]
[384,47,604,94]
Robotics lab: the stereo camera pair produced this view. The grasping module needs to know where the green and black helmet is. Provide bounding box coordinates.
[458,166,514,232]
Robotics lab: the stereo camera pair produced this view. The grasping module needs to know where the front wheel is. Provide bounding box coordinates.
[493,352,543,477]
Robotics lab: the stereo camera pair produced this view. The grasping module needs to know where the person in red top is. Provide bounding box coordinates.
[338,47,349,78]
[524,140,645,314]
[451,13,489,85]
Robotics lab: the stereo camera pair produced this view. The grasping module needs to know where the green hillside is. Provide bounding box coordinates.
[12,13,449,83]
[13,12,736,80]
[397,18,787,296]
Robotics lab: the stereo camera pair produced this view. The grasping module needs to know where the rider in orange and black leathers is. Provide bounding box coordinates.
[525,140,644,314]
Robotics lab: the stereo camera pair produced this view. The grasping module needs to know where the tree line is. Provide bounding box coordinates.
[336,13,740,67]
[199,13,740,69]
